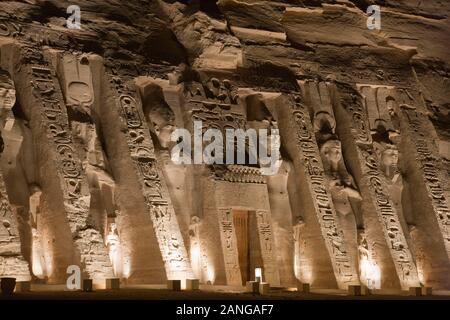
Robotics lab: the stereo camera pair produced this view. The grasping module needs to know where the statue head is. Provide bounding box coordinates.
[143,89,176,149]
[358,230,368,247]
[190,216,201,225]
[109,223,117,234]
[374,142,399,177]
[320,139,342,167]
[1,219,11,236]
[0,70,16,113]
[30,184,42,194]
[295,216,305,227]
[156,124,176,149]
[381,145,399,167]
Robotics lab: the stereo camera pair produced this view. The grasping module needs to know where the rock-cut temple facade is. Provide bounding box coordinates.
[0,0,449,291]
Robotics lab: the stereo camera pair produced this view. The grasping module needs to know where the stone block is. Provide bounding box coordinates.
[409,287,422,296]
[362,286,371,296]
[15,281,31,293]
[1,278,16,295]
[106,278,120,290]
[348,285,362,296]
[422,287,432,296]
[82,279,93,292]
[246,281,259,294]
[185,279,199,291]
[259,282,270,295]
[167,280,181,291]
[297,282,310,293]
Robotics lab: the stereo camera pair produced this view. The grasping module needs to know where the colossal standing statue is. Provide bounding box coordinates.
[0,69,30,281]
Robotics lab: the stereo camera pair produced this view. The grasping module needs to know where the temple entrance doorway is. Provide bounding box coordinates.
[232,209,263,285]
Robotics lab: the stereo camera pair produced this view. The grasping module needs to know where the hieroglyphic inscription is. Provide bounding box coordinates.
[30,66,87,224]
[341,84,421,288]
[0,18,23,38]
[255,210,280,286]
[186,79,245,133]
[213,165,266,184]
[61,54,94,116]
[403,108,450,258]
[330,85,419,289]
[109,74,193,279]
[360,149,420,287]
[0,170,30,280]
[0,17,70,48]
[28,63,113,279]
[217,208,242,286]
[288,94,358,287]
[344,90,372,146]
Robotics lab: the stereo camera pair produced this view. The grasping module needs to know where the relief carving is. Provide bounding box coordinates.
[217,208,242,286]
[319,139,362,278]
[286,93,359,288]
[401,105,450,257]
[108,73,193,279]
[29,185,47,279]
[0,70,16,131]
[358,231,380,289]
[0,0,448,294]
[333,83,421,288]
[24,57,114,280]
[0,70,30,281]
[188,215,203,280]
[105,221,123,278]
[299,80,336,135]
[58,53,119,253]
[358,85,399,136]
[61,55,94,117]
[0,176,30,280]
[255,210,281,286]
[373,142,403,212]
[185,78,244,136]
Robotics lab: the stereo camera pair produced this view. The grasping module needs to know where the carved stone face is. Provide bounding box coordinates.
[0,73,16,112]
[156,124,176,149]
[381,148,399,168]
[190,216,201,225]
[321,140,342,166]
[147,106,176,149]
[109,223,117,234]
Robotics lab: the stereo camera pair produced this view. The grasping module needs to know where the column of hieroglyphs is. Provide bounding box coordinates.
[101,63,193,280]
[266,92,359,289]
[326,81,420,290]
[391,87,450,288]
[299,80,362,285]
[54,52,123,277]
[6,44,113,283]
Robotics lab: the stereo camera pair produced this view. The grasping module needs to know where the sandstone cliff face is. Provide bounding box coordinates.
[0,0,449,290]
